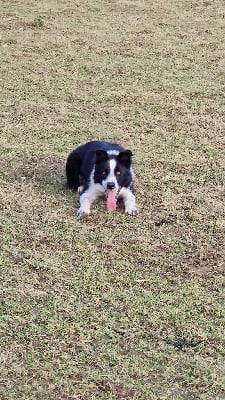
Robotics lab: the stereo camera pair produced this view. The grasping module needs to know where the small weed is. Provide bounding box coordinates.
[32,16,45,28]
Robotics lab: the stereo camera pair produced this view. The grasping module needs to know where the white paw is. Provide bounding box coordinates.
[125,207,138,216]
[77,206,90,217]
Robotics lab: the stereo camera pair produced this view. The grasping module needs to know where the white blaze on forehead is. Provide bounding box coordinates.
[102,158,119,190]
[109,159,117,174]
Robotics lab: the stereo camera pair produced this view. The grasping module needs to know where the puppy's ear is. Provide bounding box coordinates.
[95,150,108,163]
[117,150,132,166]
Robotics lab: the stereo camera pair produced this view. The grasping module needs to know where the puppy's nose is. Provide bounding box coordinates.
[107,182,115,190]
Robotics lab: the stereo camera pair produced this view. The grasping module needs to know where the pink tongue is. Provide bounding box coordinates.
[106,190,117,211]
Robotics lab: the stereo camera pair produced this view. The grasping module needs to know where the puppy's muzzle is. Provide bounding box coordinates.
[107,182,116,190]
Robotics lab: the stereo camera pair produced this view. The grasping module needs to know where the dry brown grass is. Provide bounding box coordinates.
[1,0,225,399]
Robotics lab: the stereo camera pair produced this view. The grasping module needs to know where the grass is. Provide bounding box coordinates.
[0,0,225,399]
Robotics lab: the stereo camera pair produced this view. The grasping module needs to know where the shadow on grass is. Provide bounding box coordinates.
[1,152,66,194]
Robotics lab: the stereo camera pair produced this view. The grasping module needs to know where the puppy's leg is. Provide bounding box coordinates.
[77,184,103,217]
[66,151,81,191]
[119,188,138,216]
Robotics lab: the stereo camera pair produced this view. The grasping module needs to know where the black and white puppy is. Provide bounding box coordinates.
[66,140,138,217]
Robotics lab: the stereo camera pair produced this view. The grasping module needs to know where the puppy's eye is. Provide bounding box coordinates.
[102,170,107,176]
[116,170,121,176]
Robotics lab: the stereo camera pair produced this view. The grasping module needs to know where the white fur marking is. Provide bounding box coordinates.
[119,187,138,215]
[107,150,120,156]
[77,183,105,216]
[130,166,135,181]
[109,159,117,173]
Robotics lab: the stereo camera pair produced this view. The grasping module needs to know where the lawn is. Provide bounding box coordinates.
[0,0,225,399]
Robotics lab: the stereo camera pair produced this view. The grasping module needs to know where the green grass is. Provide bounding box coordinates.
[0,0,225,399]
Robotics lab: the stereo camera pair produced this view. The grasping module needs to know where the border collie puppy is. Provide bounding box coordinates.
[66,140,138,217]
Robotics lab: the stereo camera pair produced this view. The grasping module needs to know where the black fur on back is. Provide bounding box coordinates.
[66,141,133,191]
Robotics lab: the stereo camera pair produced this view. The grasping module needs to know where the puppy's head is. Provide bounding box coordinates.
[94,149,133,191]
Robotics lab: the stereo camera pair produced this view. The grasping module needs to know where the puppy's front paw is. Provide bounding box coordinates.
[77,206,90,218]
[125,207,138,216]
